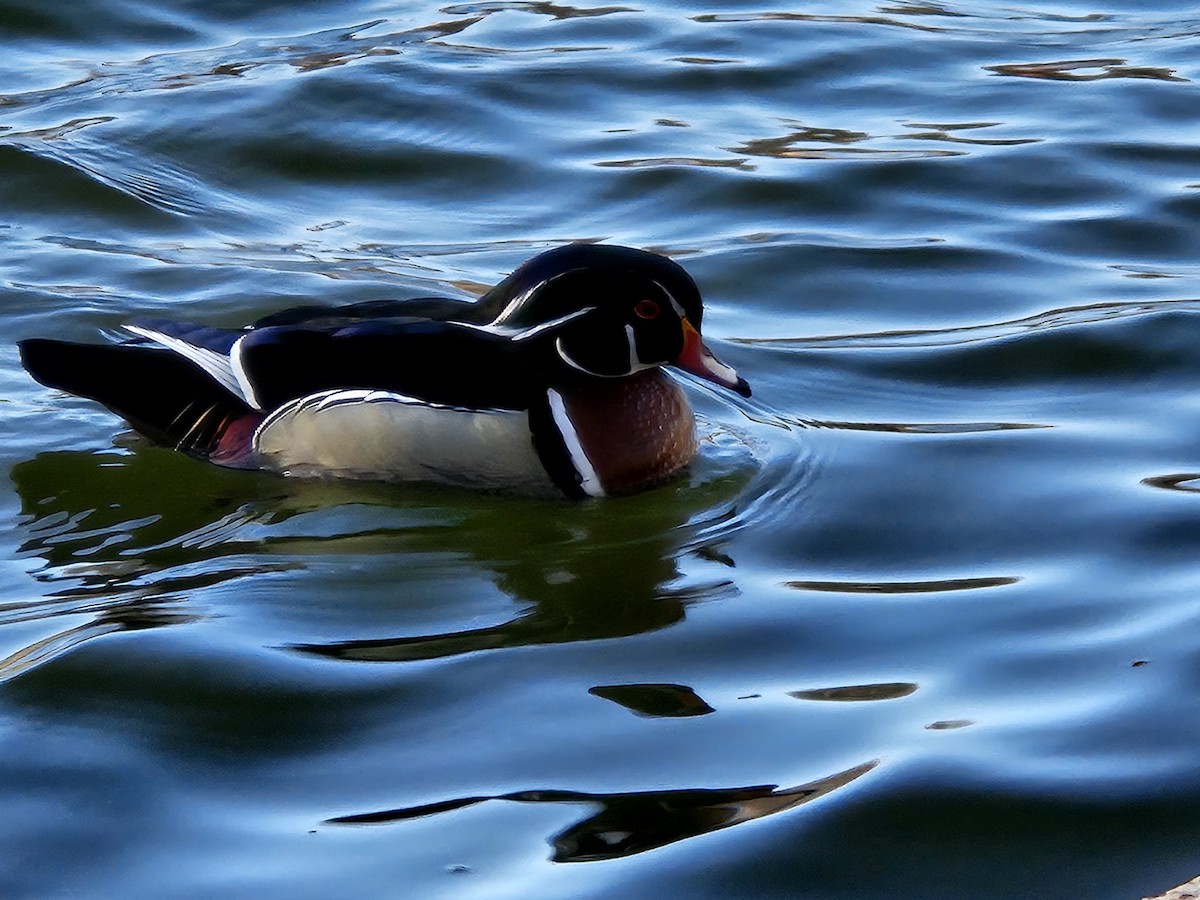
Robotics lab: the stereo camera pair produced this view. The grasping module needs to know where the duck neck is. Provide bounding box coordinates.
[549,369,698,496]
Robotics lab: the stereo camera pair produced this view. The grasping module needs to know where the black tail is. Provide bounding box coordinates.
[18,339,253,456]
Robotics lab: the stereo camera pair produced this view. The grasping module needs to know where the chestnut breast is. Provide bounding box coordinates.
[558,369,698,495]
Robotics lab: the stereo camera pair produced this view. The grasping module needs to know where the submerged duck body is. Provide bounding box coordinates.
[18,243,750,499]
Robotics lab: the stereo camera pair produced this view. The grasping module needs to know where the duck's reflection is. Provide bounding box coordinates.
[328,760,877,862]
[9,443,741,675]
[289,534,733,663]
[282,464,741,665]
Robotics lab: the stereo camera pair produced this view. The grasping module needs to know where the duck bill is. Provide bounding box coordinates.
[674,319,751,398]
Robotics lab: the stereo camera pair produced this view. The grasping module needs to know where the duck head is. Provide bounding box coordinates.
[485,243,751,397]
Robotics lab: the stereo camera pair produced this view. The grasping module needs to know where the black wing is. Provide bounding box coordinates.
[251,296,479,329]
[237,319,540,411]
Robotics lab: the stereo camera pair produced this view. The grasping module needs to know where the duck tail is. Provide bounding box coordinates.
[18,338,257,459]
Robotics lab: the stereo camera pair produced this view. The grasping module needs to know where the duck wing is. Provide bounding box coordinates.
[120,312,539,411]
[233,319,537,411]
[19,300,541,464]
[250,296,478,329]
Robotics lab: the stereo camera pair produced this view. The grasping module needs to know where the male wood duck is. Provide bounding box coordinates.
[18,243,751,499]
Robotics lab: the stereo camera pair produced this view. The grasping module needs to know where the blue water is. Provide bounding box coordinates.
[4,2,1200,897]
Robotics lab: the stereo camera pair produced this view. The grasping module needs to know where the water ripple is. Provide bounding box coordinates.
[442,2,635,20]
[789,683,919,702]
[4,0,1200,895]
[738,297,1200,350]
[327,760,878,862]
[692,12,945,34]
[986,58,1188,82]
[785,576,1021,594]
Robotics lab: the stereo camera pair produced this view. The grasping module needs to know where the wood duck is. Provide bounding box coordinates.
[18,243,751,499]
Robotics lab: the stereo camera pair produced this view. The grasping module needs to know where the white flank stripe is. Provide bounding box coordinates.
[125,325,244,401]
[546,388,604,498]
[314,389,372,413]
[229,333,262,410]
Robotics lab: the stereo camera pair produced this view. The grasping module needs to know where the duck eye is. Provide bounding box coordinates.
[634,299,661,320]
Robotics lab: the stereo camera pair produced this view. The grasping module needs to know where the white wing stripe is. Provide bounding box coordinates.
[125,325,248,404]
[229,333,262,410]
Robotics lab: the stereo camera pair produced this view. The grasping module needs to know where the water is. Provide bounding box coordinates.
[3,1,1200,897]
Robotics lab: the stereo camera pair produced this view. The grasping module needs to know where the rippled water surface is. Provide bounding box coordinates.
[5,1,1200,897]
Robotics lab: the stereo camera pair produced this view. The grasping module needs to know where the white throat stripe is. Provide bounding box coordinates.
[546,388,605,498]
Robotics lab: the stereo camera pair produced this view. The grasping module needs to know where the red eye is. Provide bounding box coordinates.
[634,299,661,319]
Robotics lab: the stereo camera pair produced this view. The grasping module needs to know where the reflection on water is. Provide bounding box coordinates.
[926,719,974,731]
[329,761,877,862]
[9,422,767,675]
[8,449,287,679]
[442,2,635,21]
[589,682,716,717]
[790,683,919,702]
[595,155,752,170]
[288,565,729,663]
[729,128,963,162]
[1142,473,1200,494]
[986,58,1187,83]
[786,576,1019,594]
[0,603,194,683]
[6,0,1200,895]
[691,12,944,34]
[13,449,286,595]
[737,298,1200,350]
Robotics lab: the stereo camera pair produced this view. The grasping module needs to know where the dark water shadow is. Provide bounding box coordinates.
[12,448,291,593]
[986,58,1187,83]
[1142,473,1200,494]
[589,682,716,717]
[736,297,1200,351]
[288,561,733,665]
[6,448,294,680]
[283,400,795,666]
[785,576,1019,594]
[8,429,762,675]
[328,760,877,862]
[284,484,740,662]
[789,683,918,702]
